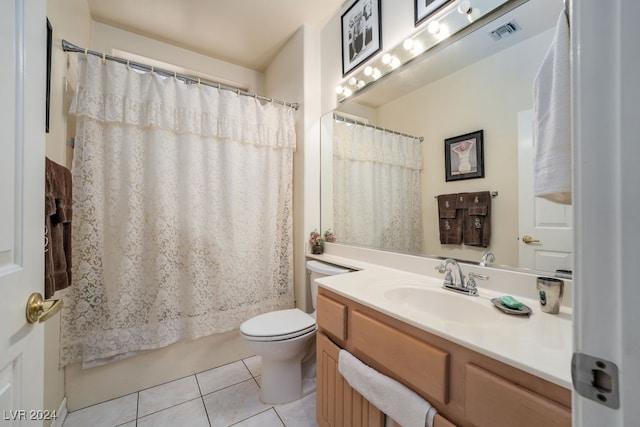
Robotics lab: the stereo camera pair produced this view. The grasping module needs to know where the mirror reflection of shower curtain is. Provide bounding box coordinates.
[332,120,423,253]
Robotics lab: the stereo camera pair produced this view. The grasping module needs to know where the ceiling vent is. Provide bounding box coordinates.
[489,20,521,41]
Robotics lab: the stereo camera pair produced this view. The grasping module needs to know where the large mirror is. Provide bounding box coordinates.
[321,0,573,276]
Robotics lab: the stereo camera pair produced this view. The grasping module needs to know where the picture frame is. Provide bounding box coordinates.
[415,0,453,26]
[444,130,484,181]
[341,0,382,76]
[46,18,52,133]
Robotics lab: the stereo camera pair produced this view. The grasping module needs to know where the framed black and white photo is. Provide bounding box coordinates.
[415,0,453,26]
[444,130,484,181]
[341,0,382,76]
[46,18,52,133]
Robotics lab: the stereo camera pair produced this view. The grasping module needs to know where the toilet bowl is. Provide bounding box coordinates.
[240,260,350,404]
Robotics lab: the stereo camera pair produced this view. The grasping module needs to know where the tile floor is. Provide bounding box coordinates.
[62,356,319,427]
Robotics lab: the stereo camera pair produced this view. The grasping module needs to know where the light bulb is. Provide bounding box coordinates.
[390,57,401,69]
[410,41,424,56]
[372,68,382,79]
[467,7,481,22]
[357,80,366,89]
[381,53,392,65]
[436,24,450,41]
[403,38,414,51]
[427,20,441,35]
[364,66,373,76]
[342,88,353,97]
[335,85,344,94]
[348,76,357,86]
[457,0,472,14]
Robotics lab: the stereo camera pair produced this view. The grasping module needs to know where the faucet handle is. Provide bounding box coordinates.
[465,272,488,292]
[469,272,489,281]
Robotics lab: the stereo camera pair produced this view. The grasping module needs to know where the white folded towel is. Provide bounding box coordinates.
[533,11,572,205]
[338,349,437,427]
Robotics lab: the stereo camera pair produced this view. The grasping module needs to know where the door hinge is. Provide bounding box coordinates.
[571,352,619,409]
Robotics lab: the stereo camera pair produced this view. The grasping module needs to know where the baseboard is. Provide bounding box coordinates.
[51,397,67,427]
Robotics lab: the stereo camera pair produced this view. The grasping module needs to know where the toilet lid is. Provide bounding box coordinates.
[240,308,316,340]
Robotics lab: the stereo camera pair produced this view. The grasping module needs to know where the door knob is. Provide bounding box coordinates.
[25,293,63,323]
[522,235,541,244]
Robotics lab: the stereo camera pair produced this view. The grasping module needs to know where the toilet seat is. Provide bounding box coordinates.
[240,308,316,342]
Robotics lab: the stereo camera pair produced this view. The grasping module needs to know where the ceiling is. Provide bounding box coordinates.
[86,0,345,71]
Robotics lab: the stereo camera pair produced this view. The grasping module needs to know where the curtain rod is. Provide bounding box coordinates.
[62,40,299,111]
[333,114,424,142]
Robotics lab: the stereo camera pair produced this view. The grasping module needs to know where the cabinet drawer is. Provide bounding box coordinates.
[465,364,571,427]
[317,294,348,342]
[350,311,450,404]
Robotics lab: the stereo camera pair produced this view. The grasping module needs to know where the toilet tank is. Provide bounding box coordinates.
[306,260,350,310]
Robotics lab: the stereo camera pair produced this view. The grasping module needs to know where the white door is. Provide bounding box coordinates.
[573,0,639,425]
[517,109,573,273]
[0,0,48,424]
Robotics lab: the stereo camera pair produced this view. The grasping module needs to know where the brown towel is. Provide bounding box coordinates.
[45,157,72,299]
[438,194,462,244]
[463,191,491,248]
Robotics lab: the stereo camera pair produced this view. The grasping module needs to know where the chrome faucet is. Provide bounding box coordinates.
[435,258,486,296]
[479,251,496,267]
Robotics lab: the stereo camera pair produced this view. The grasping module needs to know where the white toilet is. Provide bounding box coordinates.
[240,260,350,404]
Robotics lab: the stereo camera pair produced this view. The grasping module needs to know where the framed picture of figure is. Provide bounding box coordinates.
[444,130,484,181]
[46,18,52,133]
[341,0,382,76]
[415,0,453,26]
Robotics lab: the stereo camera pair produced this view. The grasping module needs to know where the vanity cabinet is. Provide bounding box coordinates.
[316,289,571,427]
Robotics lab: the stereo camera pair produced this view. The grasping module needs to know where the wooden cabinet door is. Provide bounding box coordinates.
[465,364,571,427]
[316,332,385,427]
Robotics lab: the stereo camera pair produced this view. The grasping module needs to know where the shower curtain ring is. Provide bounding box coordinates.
[101,52,106,63]
[84,48,88,57]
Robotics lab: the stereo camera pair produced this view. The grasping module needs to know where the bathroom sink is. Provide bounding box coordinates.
[383,285,502,324]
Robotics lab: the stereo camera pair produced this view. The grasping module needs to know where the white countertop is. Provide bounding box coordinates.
[314,257,573,390]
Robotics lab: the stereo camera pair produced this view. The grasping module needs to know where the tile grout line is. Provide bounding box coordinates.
[135,395,206,422]
[241,357,262,389]
[228,408,280,426]
[193,373,213,427]
[272,406,288,427]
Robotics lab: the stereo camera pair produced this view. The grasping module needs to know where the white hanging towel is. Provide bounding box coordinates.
[338,349,437,427]
[533,11,572,204]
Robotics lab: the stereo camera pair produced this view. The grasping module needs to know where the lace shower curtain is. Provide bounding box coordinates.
[332,120,423,253]
[60,55,296,366]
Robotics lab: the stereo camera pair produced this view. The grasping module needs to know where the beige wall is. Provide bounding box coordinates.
[377,30,553,266]
[46,0,91,166]
[264,25,322,313]
[90,22,264,94]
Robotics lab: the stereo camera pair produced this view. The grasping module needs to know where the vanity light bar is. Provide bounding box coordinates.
[337,0,514,103]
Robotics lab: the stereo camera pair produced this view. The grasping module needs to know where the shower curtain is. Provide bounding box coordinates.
[60,55,296,366]
[332,120,423,253]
